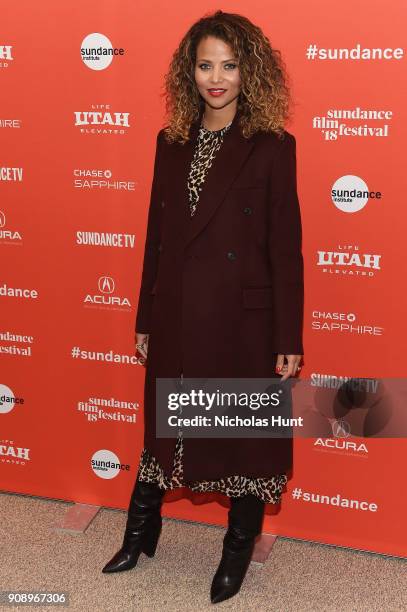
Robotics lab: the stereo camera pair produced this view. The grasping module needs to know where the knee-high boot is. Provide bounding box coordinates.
[210,494,265,604]
[102,478,165,573]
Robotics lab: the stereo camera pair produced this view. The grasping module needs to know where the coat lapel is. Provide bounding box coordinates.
[172,106,255,249]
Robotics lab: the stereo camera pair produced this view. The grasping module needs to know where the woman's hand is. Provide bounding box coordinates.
[275,354,302,381]
[135,332,149,360]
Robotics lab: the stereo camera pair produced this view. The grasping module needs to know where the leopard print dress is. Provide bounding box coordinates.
[137,118,288,504]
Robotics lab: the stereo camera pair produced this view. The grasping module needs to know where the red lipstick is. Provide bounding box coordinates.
[207,88,226,97]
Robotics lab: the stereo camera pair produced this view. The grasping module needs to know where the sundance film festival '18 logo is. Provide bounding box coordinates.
[81,33,124,70]
[312,106,393,141]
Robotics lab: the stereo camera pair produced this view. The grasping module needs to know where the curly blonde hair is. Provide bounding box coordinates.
[162,9,293,144]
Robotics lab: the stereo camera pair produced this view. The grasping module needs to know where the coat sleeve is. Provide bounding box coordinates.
[267,132,304,355]
[135,129,164,334]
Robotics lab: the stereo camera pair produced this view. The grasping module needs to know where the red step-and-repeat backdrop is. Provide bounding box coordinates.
[2,1,406,558]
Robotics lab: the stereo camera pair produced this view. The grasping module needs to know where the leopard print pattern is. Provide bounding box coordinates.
[137,434,288,504]
[187,119,233,217]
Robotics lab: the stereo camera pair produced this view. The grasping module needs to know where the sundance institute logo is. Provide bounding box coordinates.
[331,175,382,213]
[80,33,124,71]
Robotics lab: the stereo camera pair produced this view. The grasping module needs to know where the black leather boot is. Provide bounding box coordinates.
[102,478,165,573]
[210,494,265,604]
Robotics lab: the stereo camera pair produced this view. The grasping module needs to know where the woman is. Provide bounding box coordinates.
[102,9,304,605]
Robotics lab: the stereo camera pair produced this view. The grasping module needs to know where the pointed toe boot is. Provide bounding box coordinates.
[102,478,165,574]
[210,494,265,604]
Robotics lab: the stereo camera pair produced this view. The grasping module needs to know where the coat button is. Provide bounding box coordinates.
[161,200,165,208]
[243,206,252,215]
[227,251,237,261]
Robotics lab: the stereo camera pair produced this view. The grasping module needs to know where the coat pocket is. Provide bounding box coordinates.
[242,286,273,309]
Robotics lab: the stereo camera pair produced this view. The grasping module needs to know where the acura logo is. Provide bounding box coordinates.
[331,419,351,438]
[98,276,115,294]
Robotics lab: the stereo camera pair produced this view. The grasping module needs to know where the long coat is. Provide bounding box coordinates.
[135,106,304,483]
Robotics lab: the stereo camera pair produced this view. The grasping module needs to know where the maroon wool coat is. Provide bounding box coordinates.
[135,106,304,483]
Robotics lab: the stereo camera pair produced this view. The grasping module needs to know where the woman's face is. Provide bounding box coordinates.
[194,36,241,110]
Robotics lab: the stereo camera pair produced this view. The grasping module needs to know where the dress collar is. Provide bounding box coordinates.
[190,105,242,142]
[199,117,233,137]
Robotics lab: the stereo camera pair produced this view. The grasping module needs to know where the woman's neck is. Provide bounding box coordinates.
[201,103,237,132]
